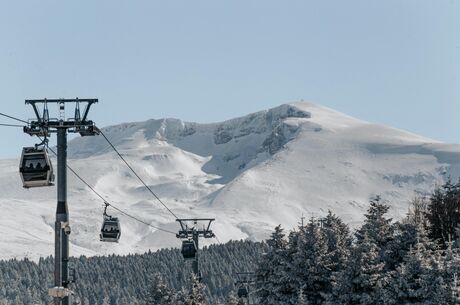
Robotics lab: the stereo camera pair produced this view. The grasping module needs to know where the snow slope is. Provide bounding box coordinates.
[1,102,459,260]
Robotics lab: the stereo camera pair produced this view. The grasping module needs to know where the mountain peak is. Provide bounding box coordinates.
[1,102,459,260]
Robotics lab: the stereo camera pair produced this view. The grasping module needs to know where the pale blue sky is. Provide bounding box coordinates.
[0,0,458,158]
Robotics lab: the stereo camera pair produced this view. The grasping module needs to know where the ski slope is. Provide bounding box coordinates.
[1,102,459,260]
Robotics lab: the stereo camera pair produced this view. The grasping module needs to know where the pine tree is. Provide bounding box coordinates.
[327,233,387,305]
[384,196,429,271]
[174,288,188,305]
[281,229,301,304]
[424,251,453,304]
[387,246,430,305]
[322,211,352,274]
[254,225,289,305]
[185,274,206,305]
[326,197,394,305]
[437,241,460,304]
[427,179,460,247]
[291,218,330,305]
[355,196,395,270]
[385,222,455,305]
[451,274,460,304]
[441,241,460,284]
[297,288,307,305]
[146,273,174,305]
[407,196,430,227]
[225,291,240,305]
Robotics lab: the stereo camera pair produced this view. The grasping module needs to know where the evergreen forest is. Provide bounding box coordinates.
[2,180,460,305]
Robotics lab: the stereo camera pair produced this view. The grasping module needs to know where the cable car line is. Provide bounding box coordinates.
[3,108,216,239]
[13,100,222,298]
[42,141,177,236]
[1,111,212,239]
[0,112,29,124]
[214,235,222,244]
[108,204,176,235]
[97,128,180,220]
[0,123,25,128]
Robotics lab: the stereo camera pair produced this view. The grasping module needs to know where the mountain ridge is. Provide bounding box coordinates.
[0,101,459,260]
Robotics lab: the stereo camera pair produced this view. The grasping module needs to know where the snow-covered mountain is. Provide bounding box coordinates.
[1,102,460,260]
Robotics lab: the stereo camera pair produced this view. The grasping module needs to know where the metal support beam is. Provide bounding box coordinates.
[24,98,98,305]
[57,128,70,305]
[54,220,61,305]
[193,231,199,278]
[26,98,98,104]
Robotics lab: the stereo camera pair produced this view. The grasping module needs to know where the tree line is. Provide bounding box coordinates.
[0,240,263,305]
[249,180,460,305]
[147,180,460,305]
[1,180,460,304]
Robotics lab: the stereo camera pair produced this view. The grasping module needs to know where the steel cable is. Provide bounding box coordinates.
[0,112,29,124]
[0,123,25,128]
[97,128,180,220]
[43,141,176,235]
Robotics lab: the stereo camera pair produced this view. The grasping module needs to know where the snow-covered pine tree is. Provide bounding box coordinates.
[355,196,395,271]
[384,221,417,271]
[325,197,394,305]
[185,274,207,305]
[385,221,457,305]
[225,291,240,305]
[427,179,460,247]
[406,196,430,227]
[326,233,387,305]
[174,288,189,305]
[441,241,460,284]
[437,241,460,304]
[451,274,460,304]
[281,228,301,304]
[386,245,431,305]
[322,211,352,274]
[425,251,453,304]
[384,203,431,272]
[146,273,175,305]
[297,288,307,305]
[291,218,330,305]
[254,225,289,305]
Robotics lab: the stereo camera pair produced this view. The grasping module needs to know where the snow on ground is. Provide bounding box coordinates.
[0,101,459,260]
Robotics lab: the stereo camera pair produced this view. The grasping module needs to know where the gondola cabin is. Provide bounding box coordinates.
[238,286,248,298]
[181,240,197,260]
[19,147,54,188]
[100,216,121,242]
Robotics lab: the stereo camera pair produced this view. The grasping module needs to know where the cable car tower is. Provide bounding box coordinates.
[23,98,98,305]
[176,218,215,280]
